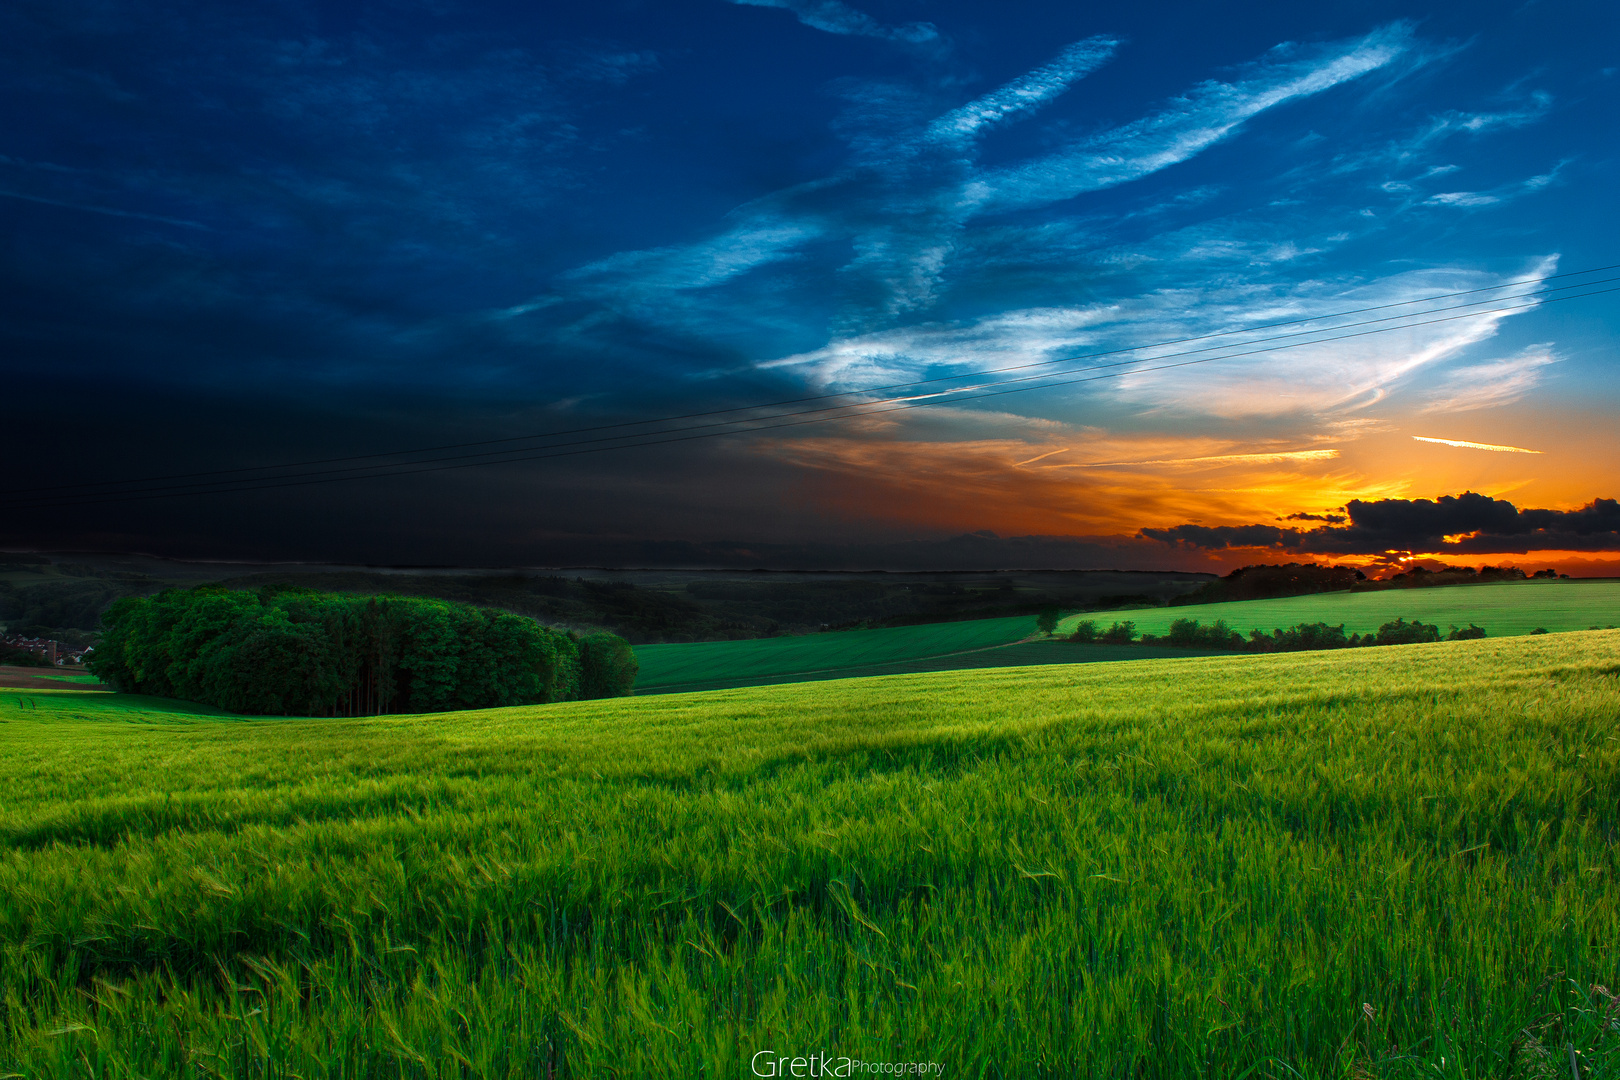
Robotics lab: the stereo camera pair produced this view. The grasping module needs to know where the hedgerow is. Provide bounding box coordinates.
[88,588,635,714]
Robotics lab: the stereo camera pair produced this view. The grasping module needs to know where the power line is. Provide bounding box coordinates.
[16,280,1617,512]
[8,262,1615,499]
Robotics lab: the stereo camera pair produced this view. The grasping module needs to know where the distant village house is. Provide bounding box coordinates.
[0,635,92,665]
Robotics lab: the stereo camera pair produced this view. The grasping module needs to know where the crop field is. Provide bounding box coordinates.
[3,632,1619,1077]
[0,667,106,691]
[632,614,1037,692]
[636,639,1239,694]
[1057,579,1620,640]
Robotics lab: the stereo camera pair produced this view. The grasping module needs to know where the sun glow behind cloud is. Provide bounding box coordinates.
[595,13,1596,557]
[760,431,1370,539]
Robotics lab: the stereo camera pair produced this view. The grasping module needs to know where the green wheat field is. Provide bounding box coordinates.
[631,614,1040,692]
[3,630,1619,1077]
[1056,580,1620,640]
[636,582,1620,694]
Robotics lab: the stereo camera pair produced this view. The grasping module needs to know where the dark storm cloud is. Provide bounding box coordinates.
[1144,494,1620,555]
[1140,523,1300,550]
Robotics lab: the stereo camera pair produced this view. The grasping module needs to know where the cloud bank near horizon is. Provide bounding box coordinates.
[1144,493,1620,556]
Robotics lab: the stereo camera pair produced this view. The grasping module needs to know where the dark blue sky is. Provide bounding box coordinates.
[4,0,1616,567]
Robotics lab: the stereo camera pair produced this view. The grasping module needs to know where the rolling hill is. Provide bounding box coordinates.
[3,632,1618,1076]
[1057,578,1620,639]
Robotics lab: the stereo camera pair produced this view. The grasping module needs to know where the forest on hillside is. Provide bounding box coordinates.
[90,589,636,715]
[2,554,1213,645]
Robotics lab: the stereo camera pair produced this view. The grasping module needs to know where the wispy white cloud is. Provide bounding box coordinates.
[488,16,1581,439]
[763,259,1560,422]
[1420,344,1558,412]
[925,38,1120,143]
[726,0,938,44]
[1056,449,1342,469]
[1104,262,1559,418]
[563,48,660,85]
[1011,447,1073,467]
[0,187,209,229]
[1424,190,1497,207]
[1422,90,1553,140]
[1422,161,1567,208]
[759,302,1119,389]
[520,26,1412,339]
[1322,87,1555,194]
[564,219,822,298]
[1411,436,1542,453]
[970,25,1411,213]
[550,35,1120,328]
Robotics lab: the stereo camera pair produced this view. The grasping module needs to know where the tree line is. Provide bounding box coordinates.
[1167,562,1562,607]
[88,588,637,716]
[1068,616,1487,652]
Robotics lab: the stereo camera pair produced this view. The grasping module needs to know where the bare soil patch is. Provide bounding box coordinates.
[0,666,108,690]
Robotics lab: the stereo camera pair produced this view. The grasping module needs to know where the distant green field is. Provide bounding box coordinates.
[3,633,1619,1077]
[36,671,102,685]
[636,638,1239,693]
[1057,579,1620,639]
[639,582,1620,693]
[633,614,1038,691]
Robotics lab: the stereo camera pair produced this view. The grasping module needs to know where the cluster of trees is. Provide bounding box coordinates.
[8,555,1217,649]
[88,589,637,716]
[1382,564,1560,588]
[1171,563,1366,606]
[0,577,140,639]
[1066,616,1487,653]
[220,571,758,645]
[1238,617,1486,651]
[0,646,54,668]
[1166,561,1566,609]
[1067,619,1145,645]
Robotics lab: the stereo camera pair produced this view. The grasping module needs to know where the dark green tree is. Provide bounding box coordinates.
[89,588,628,716]
[1374,618,1441,646]
[1167,618,1245,648]
[1248,623,1352,653]
[577,631,639,699]
[1099,621,1137,644]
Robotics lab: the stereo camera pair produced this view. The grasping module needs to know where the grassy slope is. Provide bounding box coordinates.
[35,672,101,685]
[632,614,1037,690]
[635,639,1240,694]
[1057,579,1620,639]
[635,641,1237,693]
[3,634,1619,1077]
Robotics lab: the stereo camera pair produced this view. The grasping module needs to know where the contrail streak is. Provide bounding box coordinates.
[1411,436,1542,454]
[1059,449,1341,468]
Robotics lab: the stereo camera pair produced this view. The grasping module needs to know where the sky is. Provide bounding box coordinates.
[3,0,1617,571]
